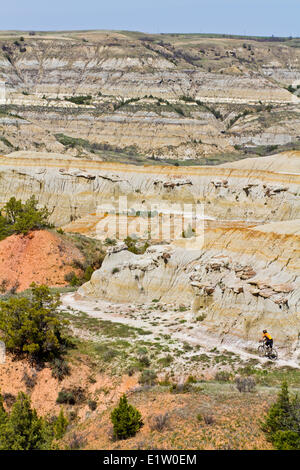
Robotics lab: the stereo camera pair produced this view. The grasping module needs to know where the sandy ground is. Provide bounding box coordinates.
[220,150,300,173]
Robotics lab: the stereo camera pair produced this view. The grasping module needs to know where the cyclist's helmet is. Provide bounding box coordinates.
[263,329,267,333]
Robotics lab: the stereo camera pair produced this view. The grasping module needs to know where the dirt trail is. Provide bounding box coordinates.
[61,293,300,370]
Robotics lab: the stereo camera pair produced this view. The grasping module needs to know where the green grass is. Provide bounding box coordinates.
[65,95,92,105]
[66,331,162,376]
[190,354,211,363]
[60,310,152,338]
[158,354,174,367]
[244,366,300,388]
[234,141,300,157]
[54,133,143,159]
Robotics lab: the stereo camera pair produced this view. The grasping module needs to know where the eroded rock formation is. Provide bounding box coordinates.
[78,222,300,348]
[0,31,299,161]
[0,151,299,227]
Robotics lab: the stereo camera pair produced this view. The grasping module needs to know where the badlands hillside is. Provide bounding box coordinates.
[0,149,299,352]
[0,31,299,450]
[0,30,300,163]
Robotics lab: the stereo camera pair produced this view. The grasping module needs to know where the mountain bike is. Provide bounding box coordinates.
[258,341,278,361]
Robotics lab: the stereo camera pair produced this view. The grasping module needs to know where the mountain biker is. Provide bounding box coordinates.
[262,330,273,350]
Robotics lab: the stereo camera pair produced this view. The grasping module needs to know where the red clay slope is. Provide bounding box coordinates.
[0,230,85,292]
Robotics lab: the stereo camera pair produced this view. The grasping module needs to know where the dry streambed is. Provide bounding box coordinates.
[61,292,300,376]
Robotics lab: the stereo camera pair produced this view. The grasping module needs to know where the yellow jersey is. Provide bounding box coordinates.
[263,332,272,340]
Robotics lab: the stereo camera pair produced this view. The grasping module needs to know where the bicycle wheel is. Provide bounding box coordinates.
[269,348,278,361]
[258,345,265,357]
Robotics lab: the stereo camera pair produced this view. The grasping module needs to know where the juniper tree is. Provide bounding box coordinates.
[0,392,68,450]
[0,283,68,361]
[110,394,143,440]
[0,392,49,450]
[0,196,50,240]
[53,408,69,439]
[262,381,300,450]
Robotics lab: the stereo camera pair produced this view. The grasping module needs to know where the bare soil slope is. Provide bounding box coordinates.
[0,230,84,292]
[0,352,276,450]
[0,354,137,419]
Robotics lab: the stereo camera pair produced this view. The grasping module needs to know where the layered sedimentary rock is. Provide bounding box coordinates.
[0,31,299,348]
[1,33,298,101]
[78,221,300,348]
[0,151,299,228]
[0,31,299,160]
